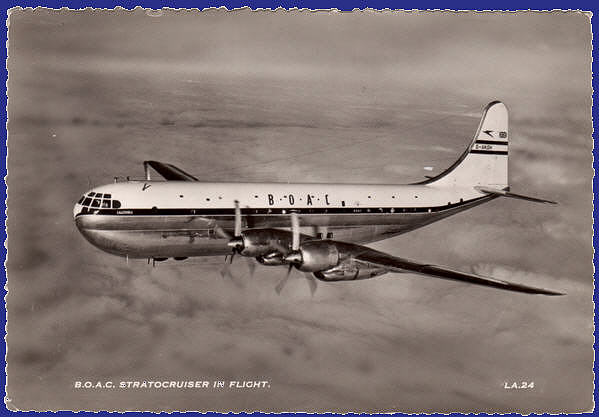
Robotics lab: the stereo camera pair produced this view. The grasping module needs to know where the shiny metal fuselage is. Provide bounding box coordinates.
[74,181,493,259]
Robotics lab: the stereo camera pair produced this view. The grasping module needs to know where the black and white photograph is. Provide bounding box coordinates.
[5,8,594,413]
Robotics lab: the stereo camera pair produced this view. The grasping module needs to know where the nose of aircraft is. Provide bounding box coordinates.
[73,202,81,219]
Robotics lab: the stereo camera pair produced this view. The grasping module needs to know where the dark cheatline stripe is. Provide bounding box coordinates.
[474,140,508,145]
[469,150,508,155]
[75,196,490,217]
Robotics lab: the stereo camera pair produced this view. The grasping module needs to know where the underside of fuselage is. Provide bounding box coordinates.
[74,195,494,259]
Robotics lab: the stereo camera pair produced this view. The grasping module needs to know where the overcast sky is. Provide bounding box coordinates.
[6,8,593,412]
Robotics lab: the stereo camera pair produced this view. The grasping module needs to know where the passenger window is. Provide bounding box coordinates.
[112,200,121,209]
[101,200,111,208]
[91,199,101,207]
[83,197,92,206]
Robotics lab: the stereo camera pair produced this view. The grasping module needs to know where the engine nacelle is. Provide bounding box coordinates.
[314,263,389,281]
[295,241,340,272]
[256,252,286,266]
[238,229,292,257]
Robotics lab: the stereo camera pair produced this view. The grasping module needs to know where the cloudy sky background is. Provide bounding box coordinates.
[6,9,593,412]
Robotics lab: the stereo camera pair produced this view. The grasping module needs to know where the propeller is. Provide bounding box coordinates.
[275,266,317,297]
[214,204,316,295]
[215,200,244,279]
[234,199,242,237]
[220,259,233,279]
[214,200,264,281]
[275,211,318,296]
[219,264,244,287]
[246,258,256,278]
[283,211,303,267]
[304,273,317,296]
[291,211,300,251]
[225,200,244,263]
[275,265,293,294]
[213,224,231,240]
[275,213,299,294]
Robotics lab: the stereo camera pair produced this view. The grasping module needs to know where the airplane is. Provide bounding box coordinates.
[73,101,563,296]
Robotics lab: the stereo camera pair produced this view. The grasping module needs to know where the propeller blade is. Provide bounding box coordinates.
[246,258,256,277]
[220,262,231,279]
[275,265,293,294]
[213,224,231,239]
[303,273,317,296]
[223,202,244,253]
[234,200,242,237]
[291,212,300,251]
[220,261,244,287]
[221,253,235,276]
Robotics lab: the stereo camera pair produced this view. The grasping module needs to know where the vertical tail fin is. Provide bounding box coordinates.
[420,101,509,189]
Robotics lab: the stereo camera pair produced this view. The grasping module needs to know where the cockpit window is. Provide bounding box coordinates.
[80,192,118,212]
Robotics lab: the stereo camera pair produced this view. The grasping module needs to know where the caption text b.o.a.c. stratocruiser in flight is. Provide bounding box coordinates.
[73,101,563,296]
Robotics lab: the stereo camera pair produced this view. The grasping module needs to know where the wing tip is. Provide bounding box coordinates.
[508,283,565,296]
[527,286,565,296]
[541,290,566,296]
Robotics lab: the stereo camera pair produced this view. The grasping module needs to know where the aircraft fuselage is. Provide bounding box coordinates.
[73,181,493,259]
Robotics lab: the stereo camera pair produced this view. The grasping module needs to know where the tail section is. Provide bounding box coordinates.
[421,101,509,189]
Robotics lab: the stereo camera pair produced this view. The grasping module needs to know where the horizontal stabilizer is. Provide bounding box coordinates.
[475,186,557,205]
[143,160,198,181]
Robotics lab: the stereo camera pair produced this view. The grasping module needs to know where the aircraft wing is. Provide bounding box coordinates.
[143,160,199,181]
[350,245,564,295]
